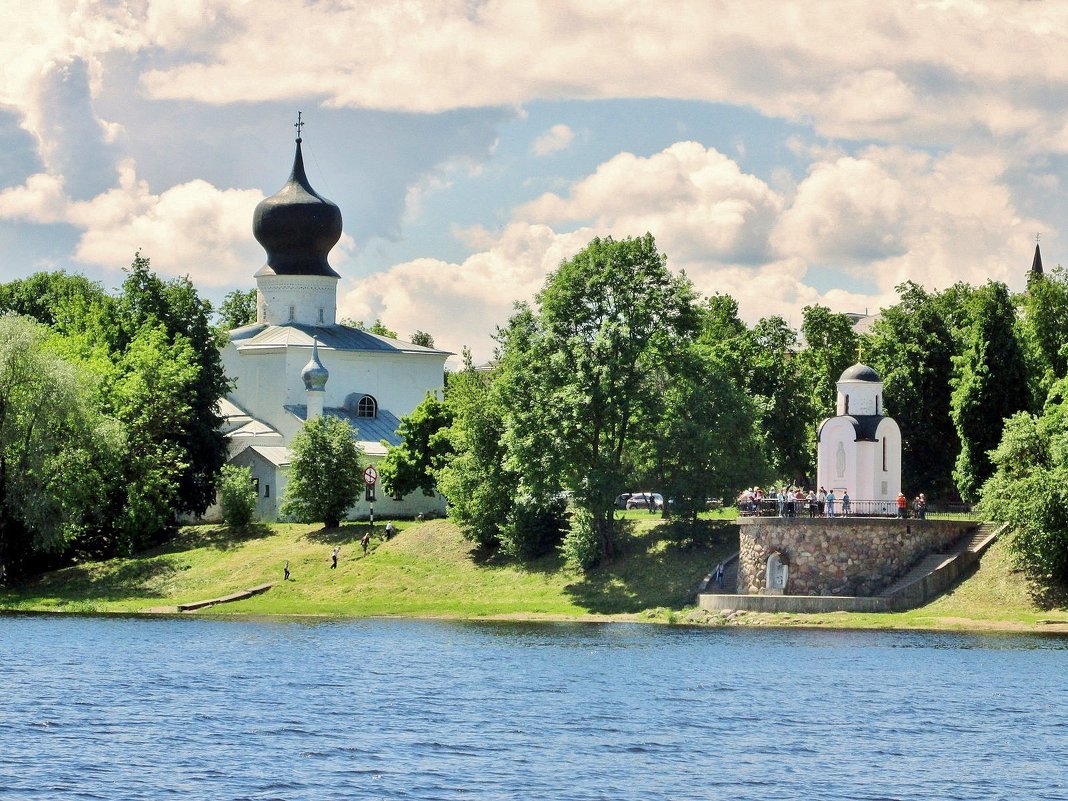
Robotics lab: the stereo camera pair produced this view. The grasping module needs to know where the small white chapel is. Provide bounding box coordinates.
[816,363,901,507]
[215,127,449,522]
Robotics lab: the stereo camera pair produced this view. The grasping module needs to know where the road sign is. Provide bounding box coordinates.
[363,466,378,486]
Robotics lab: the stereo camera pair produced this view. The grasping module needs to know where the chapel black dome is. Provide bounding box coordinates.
[253,139,342,278]
[839,363,881,382]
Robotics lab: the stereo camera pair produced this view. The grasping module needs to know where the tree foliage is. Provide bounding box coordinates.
[498,234,698,564]
[379,392,453,498]
[865,281,959,498]
[281,416,365,528]
[219,465,257,529]
[410,330,435,348]
[951,281,1031,501]
[217,289,257,330]
[980,378,1068,583]
[0,317,122,576]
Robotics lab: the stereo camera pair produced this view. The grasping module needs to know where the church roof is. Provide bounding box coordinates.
[252,136,342,279]
[243,445,293,467]
[229,322,450,355]
[838,362,881,382]
[284,405,403,456]
[817,414,886,443]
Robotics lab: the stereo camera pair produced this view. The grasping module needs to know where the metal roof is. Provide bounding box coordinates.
[283,405,404,448]
[229,322,450,355]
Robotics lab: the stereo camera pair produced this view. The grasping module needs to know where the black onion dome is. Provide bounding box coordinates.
[253,139,342,278]
[839,362,881,382]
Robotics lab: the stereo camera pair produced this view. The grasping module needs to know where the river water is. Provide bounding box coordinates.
[0,615,1065,800]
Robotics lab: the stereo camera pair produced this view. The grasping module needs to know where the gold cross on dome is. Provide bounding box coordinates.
[294,111,304,141]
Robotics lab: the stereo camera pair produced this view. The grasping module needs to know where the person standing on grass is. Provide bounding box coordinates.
[331,546,340,568]
[283,560,290,581]
[361,531,370,555]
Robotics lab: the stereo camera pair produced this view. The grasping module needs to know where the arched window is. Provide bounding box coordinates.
[356,394,377,418]
[844,394,849,414]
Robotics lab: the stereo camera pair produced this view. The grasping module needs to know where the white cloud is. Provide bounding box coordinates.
[341,138,1049,363]
[0,160,265,286]
[532,124,575,156]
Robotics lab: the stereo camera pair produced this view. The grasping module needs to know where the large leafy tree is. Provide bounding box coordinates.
[865,281,959,498]
[498,234,699,564]
[980,378,1068,583]
[281,416,365,528]
[1018,266,1068,406]
[636,341,768,528]
[379,393,453,498]
[799,304,858,419]
[952,281,1031,501]
[0,317,122,576]
[117,253,230,517]
[742,316,817,484]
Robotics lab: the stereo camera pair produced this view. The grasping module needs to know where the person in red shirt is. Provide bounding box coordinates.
[896,492,907,518]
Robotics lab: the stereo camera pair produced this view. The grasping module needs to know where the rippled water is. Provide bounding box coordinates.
[1,616,1065,800]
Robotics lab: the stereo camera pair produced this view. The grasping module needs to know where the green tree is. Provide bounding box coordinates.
[117,253,230,518]
[379,392,453,498]
[638,342,768,529]
[741,316,817,484]
[410,330,435,348]
[1018,265,1068,404]
[498,234,699,564]
[219,465,257,529]
[799,305,858,419]
[343,318,398,339]
[980,378,1068,582]
[0,317,122,576]
[281,416,364,528]
[952,281,1031,501]
[865,281,959,498]
[217,289,257,330]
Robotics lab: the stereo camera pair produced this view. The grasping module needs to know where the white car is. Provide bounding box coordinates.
[625,492,664,510]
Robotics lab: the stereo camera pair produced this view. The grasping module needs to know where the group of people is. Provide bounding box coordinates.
[896,492,927,519]
[283,520,399,580]
[738,486,852,518]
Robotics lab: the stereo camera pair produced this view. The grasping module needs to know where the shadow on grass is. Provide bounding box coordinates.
[304,523,371,546]
[17,556,183,603]
[1028,575,1068,611]
[563,519,740,614]
[152,522,276,554]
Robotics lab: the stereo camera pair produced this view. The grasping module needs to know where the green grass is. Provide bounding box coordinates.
[2,516,1064,632]
[0,516,738,620]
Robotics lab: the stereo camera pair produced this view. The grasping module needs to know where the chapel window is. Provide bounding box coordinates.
[264,484,270,498]
[844,394,849,414]
[318,307,324,324]
[288,305,295,321]
[357,395,377,418]
[882,437,887,472]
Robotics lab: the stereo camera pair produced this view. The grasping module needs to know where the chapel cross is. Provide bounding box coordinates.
[294,111,304,141]
[1036,232,1042,245]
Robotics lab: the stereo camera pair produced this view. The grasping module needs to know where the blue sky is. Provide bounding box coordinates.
[2,1,1066,361]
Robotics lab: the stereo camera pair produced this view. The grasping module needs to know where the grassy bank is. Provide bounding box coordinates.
[1,514,1065,633]
[0,513,736,620]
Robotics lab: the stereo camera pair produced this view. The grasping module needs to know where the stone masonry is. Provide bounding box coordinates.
[737,517,975,597]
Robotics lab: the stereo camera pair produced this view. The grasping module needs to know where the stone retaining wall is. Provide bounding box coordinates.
[737,518,975,597]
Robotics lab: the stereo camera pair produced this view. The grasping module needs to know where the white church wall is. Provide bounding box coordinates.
[257,275,338,326]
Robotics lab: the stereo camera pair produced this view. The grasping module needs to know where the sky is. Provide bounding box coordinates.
[1,0,1066,363]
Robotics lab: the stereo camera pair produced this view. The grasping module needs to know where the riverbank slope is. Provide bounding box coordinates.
[1,516,1065,633]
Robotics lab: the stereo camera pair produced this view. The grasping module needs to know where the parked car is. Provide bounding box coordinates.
[625,492,664,510]
[614,493,633,509]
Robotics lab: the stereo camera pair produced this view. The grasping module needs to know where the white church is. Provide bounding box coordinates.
[215,131,450,521]
[816,363,902,507]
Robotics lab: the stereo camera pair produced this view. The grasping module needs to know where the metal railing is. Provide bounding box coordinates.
[736,498,974,519]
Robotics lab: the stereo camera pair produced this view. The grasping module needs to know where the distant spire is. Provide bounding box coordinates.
[1031,241,1044,277]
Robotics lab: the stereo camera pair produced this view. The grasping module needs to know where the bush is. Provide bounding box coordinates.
[497,496,566,559]
[219,465,257,529]
[560,507,600,570]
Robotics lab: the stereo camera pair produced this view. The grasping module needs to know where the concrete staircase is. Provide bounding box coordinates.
[698,522,1008,614]
[878,521,1003,603]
